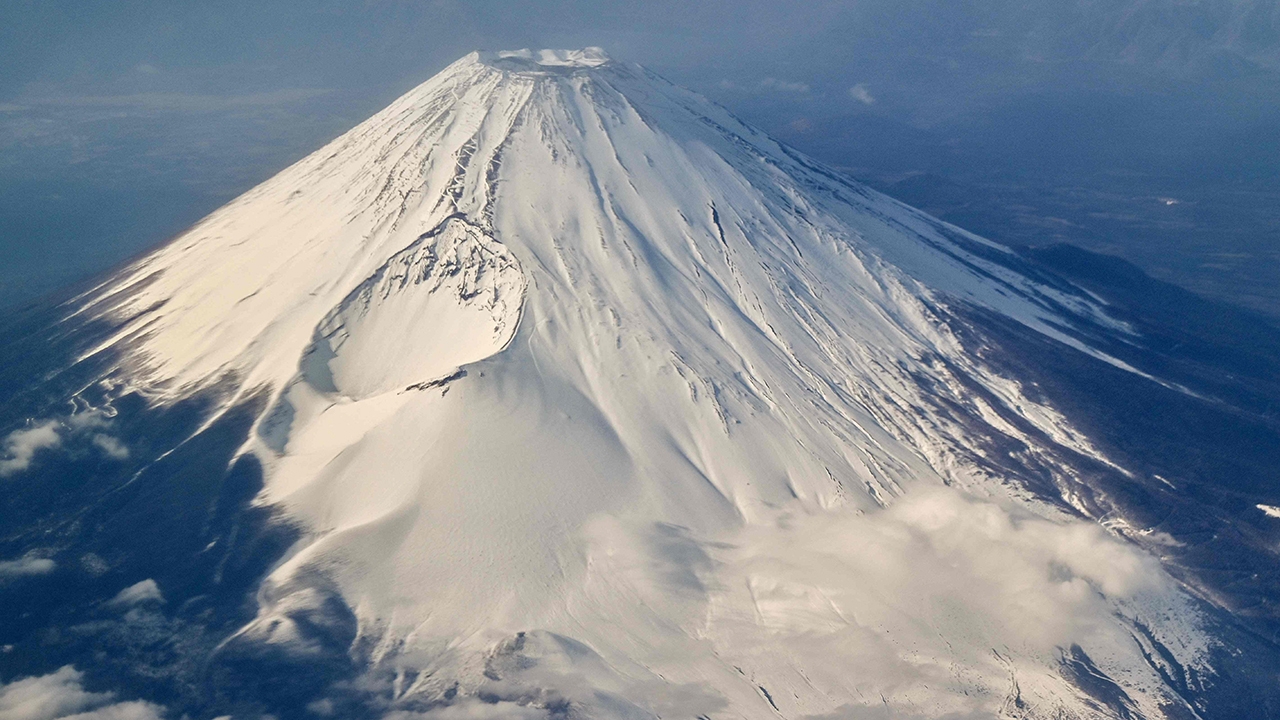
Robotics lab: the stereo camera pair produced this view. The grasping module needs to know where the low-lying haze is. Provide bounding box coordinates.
[2,0,1278,313]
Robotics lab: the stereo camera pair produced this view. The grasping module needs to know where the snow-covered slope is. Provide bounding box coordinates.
[75,48,1213,719]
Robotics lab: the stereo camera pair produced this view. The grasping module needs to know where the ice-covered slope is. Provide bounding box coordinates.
[77,48,1213,719]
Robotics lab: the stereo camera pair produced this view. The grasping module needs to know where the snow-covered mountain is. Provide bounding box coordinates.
[3,48,1279,720]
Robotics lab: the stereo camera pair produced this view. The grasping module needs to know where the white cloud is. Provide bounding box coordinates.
[0,410,128,477]
[0,422,62,476]
[65,412,109,431]
[0,556,55,578]
[719,78,811,95]
[725,488,1173,650]
[561,486,1208,716]
[353,488,1204,719]
[759,77,810,93]
[108,580,164,608]
[676,486,1207,714]
[0,666,165,720]
[91,435,129,460]
[849,83,875,104]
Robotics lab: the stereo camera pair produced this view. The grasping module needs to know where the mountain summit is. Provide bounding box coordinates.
[5,50,1280,720]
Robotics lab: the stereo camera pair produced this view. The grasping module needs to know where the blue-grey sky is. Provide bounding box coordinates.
[2,0,1278,308]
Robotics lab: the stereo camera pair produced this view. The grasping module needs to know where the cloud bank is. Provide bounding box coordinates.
[0,666,164,720]
[551,486,1209,718]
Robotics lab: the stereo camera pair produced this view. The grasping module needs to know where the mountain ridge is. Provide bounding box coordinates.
[1,49,1277,720]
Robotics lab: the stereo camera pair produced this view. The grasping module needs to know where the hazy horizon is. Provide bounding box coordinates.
[3,0,1279,313]
[3,8,1280,719]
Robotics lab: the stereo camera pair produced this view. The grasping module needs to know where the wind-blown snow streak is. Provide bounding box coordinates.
[77,48,1210,718]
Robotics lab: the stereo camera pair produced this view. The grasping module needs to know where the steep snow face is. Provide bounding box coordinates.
[82,50,1210,718]
[307,216,523,401]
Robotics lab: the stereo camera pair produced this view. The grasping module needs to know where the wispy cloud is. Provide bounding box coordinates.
[758,77,810,94]
[718,78,811,95]
[0,555,55,578]
[0,422,61,476]
[848,83,875,105]
[91,435,129,460]
[0,410,128,478]
[0,666,165,720]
